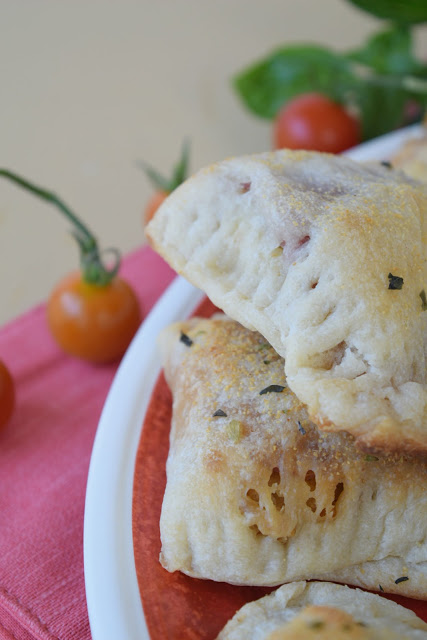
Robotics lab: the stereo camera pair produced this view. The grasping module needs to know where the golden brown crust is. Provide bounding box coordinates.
[216,581,427,639]
[266,606,388,639]
[158,316,427,596]
[147,149,427,456]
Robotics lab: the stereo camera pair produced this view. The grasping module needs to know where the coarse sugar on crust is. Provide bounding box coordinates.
[147,149,427,456]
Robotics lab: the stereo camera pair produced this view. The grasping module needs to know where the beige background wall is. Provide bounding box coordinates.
[1,1,426,325]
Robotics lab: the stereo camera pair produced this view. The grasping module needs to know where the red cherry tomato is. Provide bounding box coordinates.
[0,360,15,429]
[144,190,168,225]
[47,272,142,364]
[273,93,360,154]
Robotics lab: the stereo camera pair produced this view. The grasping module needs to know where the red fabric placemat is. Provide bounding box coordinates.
[0,247,175,640]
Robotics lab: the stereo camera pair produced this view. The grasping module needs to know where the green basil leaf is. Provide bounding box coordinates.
[346,26,420,75]
[233,45,355,119]
[346,0,427,24]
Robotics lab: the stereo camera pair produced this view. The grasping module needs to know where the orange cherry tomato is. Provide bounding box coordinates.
[0,168,143,365]
[0,360,15,429]
[273,93,360,153]
[144,190,168,225]
[47,272,142,364]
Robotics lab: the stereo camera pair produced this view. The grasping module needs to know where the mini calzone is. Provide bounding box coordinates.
[158,315,427,597]
[216,581,427,639]
[146,150,427,456]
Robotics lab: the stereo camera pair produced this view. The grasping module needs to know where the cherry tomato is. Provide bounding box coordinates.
[47,272,142,364]
[144,190,167,225]
[0,360,15,429]
[273,93,360,154]
[0,169,143,365]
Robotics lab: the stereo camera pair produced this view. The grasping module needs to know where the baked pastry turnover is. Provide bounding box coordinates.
[147,150,427,455]
[216,581,427,639]
[392,129,427,184]
[158,315,427,598]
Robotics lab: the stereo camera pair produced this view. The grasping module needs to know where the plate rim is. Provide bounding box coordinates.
[83,276,204,640]
[83,123,424,640]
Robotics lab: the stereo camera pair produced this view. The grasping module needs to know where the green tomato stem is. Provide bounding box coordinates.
[351,62,427,95]
[137,138,190,193]
[0,168,120,286]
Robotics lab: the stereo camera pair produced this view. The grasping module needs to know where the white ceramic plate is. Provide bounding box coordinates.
[83,124,424,640]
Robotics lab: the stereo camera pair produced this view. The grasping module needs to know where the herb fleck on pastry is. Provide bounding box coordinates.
[216,581,427,639]
[147,150,427,456]
[157,316,427,596]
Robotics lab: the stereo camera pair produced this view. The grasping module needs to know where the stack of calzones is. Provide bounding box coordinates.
[145,150,427,632]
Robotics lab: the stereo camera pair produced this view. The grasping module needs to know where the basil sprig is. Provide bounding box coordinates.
[234,46,355,121]
[233,23,427,141]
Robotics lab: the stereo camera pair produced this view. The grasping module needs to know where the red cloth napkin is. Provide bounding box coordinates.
[0,247,175,640]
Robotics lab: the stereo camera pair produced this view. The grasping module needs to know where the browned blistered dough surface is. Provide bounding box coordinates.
[158,315,427,597]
